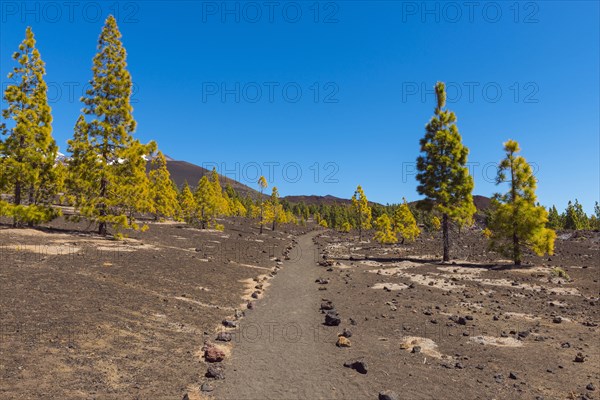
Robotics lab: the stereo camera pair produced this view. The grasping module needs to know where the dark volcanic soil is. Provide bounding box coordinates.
[0,217,304,399]
[308,229,600,400]
[1,220,599,400]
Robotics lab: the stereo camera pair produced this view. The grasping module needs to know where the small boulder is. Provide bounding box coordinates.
[325,311,341,326]
[379,390,399,400]
[587,383,596,391]
[336,336,351,347]
[206,365,225,380]
[200,383,214,392]
[216,332,232,342]
[343,359,368,374]
[222,319,237,328]
[204,343,226,363]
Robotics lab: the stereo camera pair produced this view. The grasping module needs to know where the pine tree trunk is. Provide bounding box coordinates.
[442,213,450,262]
[510,156,520,266]
[358,214,362,241]
[27,186,34,228]
[513,233,521,266]
[259,204,263,234]
[13,180,21,227]
[272,219,276,231]
[98,175,107,236]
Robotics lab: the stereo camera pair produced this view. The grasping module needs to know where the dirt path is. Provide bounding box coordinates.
[216,232,370,399]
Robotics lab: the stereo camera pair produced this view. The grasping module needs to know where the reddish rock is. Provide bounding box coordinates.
[204,343,226,363]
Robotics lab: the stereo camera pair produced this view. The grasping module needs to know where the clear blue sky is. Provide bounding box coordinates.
[1,1,599,212]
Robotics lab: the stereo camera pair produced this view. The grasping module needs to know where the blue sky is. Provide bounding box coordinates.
[1,1,599,212]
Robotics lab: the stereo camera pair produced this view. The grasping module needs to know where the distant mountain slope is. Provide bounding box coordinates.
[282,195,352,205]
[159,160,260,198]
[160,158,492,212]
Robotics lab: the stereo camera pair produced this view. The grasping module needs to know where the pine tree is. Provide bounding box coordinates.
[416,82,476,261]
[177,182,196,224]
[593,202,600,230]
[351,185,372,241]
[258,176,268,234]
[270,186,281,231]
[375,214,398,244]
[487,140,556,265]
[0,27,61,226]
[195,175,217,229]
[67,15,153,236]
[118,139,156,230]
[340,221,352,233]
[393,199,420,243]
[546,205,562,230]
[564,199,589,230]
[149,151,179,221]
[209,168,229,217]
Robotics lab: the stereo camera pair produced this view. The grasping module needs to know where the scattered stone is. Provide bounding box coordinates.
[247,301,254,310]
[216,332,232,342]
[182,394,190,400]
[343,359,368,374]
[206,365,225,380]
[561,342,571,348]
[222,319,237,328]
[411,346,421,354]
[320,301,335,311]
[200,383,214,392]
[379,390,399,400]
[325,311,341,326]
[553,316,562,324]
[455,362,464,369]
[315,278,330,284]
[494,374,504,383]
[517,331,530,340]
[251,291,260,299]
[341,328,352,338]
[587,383,596,391]
[336,336,351,347]
[509,372,518,380]
[204,344,226,363]
[574,352,586,363]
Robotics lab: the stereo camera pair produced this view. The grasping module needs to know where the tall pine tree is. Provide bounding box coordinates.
[351,185,372,241]
[374,213,397,244]
[149,151,179,221]
[270,186,281,231]
[393,199,420,243]
[0,27,61,226]
[487,140,555,265]
[67,15,154,236]
[546,205,562,230]
[563,199,589,230]
[416,82,475,261]
[258,176,268,234]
